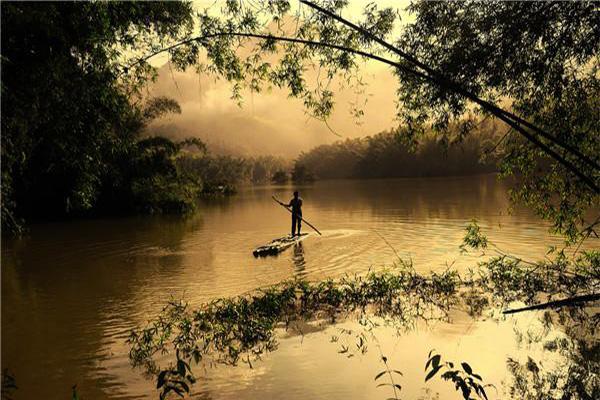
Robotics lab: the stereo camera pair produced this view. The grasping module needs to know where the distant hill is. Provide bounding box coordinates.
[144,62,399,157]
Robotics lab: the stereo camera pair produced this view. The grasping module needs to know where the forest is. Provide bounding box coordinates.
[0,2,292,233]
[294,121,500,180]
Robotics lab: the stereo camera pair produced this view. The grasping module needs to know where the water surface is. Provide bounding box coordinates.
[2,175,592,399]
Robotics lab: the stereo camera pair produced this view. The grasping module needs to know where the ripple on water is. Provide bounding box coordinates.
[2,176,598,399]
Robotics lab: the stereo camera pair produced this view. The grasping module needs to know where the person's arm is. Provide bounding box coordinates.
[277,198,291,207]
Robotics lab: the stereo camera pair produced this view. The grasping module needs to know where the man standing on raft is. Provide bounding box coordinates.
[277,191,302,236]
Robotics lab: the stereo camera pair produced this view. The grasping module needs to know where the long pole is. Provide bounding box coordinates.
[272,196,322,236]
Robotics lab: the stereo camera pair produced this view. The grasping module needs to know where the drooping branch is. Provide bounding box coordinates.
[300,0,600,176]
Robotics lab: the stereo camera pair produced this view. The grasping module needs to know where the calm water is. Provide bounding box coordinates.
[2,175,594,399]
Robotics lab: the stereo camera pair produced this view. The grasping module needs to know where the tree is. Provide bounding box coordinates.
[396,1,600,242]
[271,170,289,184]
[131,0,598,243]
[291,163,315,183]
[1,2,194,232]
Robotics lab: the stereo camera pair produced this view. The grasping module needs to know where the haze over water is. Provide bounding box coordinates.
[2,175,592,399]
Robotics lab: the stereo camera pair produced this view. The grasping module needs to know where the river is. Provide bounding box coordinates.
[2,175,594,399]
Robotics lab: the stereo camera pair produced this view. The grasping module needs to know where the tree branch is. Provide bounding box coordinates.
[502,293,600,314]
[300,0,600,188]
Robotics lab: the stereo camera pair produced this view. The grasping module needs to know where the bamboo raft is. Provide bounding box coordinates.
[253,233,309,257]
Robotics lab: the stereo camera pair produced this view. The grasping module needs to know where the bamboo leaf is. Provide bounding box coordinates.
[425,365,442,382]
[157,370,168,389]
[461,362,473,375]
[177,360,186,376]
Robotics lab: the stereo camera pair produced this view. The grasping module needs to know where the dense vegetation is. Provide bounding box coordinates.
[4,1,597,242]
[395,1,600,243]
[1,2,197,233]
[177,154,290,194]
[295,122,499,180]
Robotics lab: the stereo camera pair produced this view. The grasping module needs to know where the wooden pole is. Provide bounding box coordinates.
[272,196,322,236]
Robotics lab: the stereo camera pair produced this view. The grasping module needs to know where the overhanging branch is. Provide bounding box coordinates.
[300,0,600,190]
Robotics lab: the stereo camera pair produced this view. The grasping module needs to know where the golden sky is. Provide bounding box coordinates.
[147,1,413,157]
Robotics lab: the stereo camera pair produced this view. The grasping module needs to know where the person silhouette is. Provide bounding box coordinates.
[281,191,302,236]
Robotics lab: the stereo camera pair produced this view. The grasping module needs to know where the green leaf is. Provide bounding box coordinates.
[177,360,186,376]
[425,365,442,382]
[461,362,473,375]
[481,386,489,400]
[157,370,168,389]
[374,371,386,381]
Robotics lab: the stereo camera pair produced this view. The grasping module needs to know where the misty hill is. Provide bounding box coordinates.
[145,62,398,157]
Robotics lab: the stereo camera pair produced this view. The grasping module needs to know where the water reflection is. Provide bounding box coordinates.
[2,175,597,399]
[292,243,306,277]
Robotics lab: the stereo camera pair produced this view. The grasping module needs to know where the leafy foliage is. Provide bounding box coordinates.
[424,352,492,400]
[129,262,460,398]
[506,340,600,400]
[459,220,488,254]
[176,153,290,195]
[374,355,403,400]
[3,1,597,242]
[1,2,194,232]
[393,1,600,242]
[291,163,315,183]
[271,169,290,184]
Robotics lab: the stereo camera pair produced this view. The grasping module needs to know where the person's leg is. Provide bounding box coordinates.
[291,215,297,236]
[297,215,302,235]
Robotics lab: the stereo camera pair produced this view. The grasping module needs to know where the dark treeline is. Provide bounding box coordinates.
[295,120,501,180]
[177,154,290,194]
[1,2,200,233]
